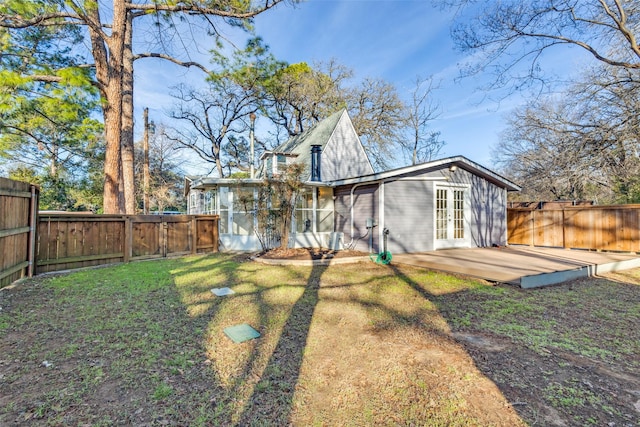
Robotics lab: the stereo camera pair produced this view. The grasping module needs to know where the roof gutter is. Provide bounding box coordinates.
[329,155,521,192]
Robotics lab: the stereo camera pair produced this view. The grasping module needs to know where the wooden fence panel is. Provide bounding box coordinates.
[132,218,161,259]
[166,217,191,256]
[620,208,640,251]
[196,216,219,252]
[0,178,38,287]
[36,214,219,273]
[507,209,533,245]
[37,215,126,273]
[508,205,640,252]
[534,210,564,248]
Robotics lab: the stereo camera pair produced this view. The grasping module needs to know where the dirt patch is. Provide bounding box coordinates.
[435,273,640,427]
[257,247,368,260]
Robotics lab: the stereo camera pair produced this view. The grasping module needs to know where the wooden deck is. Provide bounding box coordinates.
[393,246,640,288]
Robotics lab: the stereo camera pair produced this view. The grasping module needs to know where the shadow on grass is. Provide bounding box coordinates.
[385,261,640,427]
[237,263,326,425]
[168,253,640,426]
[168,253,327,425]
[381,262,533,421]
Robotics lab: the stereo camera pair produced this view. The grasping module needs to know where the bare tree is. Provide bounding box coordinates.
[402,76,445,165]
[168,38,276,177]
[495,64,640,203]
[169,82,258,178]
[264,59,351,139]
[495,100,600,201]
[264,61,409,170]
[348,77,407,170]
[569,66,640,202]
[448,0,640,92]
[174,56,417,175]
[134,124,186,213]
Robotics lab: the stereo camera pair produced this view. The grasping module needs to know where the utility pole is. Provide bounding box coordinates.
[143,108,150,215]
[250,112,256,179]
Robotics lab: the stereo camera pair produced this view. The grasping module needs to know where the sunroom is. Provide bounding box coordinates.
[186,178,336,251]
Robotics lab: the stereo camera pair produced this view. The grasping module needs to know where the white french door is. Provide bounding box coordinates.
[434,185,470,249]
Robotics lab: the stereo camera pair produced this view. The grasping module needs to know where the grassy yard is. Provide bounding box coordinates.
[0,253,638,426]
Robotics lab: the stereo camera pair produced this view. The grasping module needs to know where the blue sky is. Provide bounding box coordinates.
[253,0,498,163]
[134,0,590,174]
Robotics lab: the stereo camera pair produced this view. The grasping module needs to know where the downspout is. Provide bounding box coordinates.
[346,182,370,247]
[345,176,449,248]
[379,180,384,252]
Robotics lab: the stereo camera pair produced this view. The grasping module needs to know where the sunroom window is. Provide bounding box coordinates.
[294,187,334,233]
[317,187,333,232]
[219,187,230,233]
[203,189,216,214]
[233,187,255,235]
[295,188,313,233]
[276,154,287,172]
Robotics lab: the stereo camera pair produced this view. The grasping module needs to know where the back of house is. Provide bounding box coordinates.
[185,109,520,253]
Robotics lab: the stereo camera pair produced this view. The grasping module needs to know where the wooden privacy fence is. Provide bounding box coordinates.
[508,205,640,252]
[37,213,219,274]
[0,178,39,287]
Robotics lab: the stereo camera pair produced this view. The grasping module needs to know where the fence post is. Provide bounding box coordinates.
[27,185,39,277]
[562,209,567,249]
[213,216,219,252]
[530,210,535,247]
[191,217,197,255]
[161,217,168,257]
[124,216,132,263]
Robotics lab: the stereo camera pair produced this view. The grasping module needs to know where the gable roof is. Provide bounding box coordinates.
[272,109,345,155]
[328,155,521,191]
[258,108,372,181]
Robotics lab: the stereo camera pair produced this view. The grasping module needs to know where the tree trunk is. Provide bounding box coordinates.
[102,83,125,214]
[90,0,126,214]
[412,128,419,165]
[50,144,58,177]
[121,12,136,214]
[215,128,225,178]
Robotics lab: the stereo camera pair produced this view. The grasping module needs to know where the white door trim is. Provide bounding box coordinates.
[433,183,471,250]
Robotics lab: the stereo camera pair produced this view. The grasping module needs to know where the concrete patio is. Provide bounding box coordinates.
[393,246,640,288]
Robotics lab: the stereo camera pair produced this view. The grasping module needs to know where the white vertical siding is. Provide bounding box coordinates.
[322,113,374,181]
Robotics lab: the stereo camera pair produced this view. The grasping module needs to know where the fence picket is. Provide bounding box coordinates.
[0,178,38,287]
[33,214,219,274]
[508,205,640,252]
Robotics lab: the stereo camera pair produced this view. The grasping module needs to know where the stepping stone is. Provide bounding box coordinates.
[224,324,261,343]
[211,287,235,296]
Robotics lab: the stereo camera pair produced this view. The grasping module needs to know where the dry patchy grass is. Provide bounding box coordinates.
[1,253,638,426]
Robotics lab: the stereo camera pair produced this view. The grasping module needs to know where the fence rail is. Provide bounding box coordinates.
[36,213,219,274]
[0,178,38,287]
[507,205,640,252]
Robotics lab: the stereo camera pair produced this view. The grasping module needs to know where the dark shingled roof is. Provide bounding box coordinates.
[264,109,346,180]
[274,109,344,155]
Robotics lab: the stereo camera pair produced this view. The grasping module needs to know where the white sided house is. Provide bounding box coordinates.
[186,109,520,253]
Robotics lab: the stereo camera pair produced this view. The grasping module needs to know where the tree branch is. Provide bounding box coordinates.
[125,1,285,19]
[517,31,640,69]
[0,12,83,28]
[133,53,211,74]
